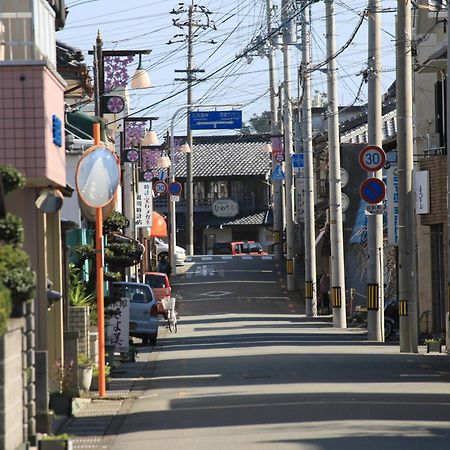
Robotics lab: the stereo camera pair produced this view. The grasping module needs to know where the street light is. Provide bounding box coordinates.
[131,54,152,89]
[89,31,152,117]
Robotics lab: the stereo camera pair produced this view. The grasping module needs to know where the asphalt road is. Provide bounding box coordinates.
[108,255,450,450]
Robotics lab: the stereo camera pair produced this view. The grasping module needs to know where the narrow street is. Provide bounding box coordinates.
[101,256,450,450]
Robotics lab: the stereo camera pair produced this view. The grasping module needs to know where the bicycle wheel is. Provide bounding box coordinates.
[173,319,178,333]
[168,311,175,332]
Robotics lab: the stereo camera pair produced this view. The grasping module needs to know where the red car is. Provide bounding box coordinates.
[143,272,172,315]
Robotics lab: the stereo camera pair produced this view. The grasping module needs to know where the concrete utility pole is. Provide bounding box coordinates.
[171,1,213,255]
[281,0,296,291]
[267,0,283,261]
[447,0,450,358]
[301,2,317,315]
[325,0,346,327]
[365,0,384,341]
[396,0,418,352]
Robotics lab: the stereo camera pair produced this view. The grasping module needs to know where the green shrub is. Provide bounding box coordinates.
[103,211,129,234]
[0,164,26,194]
[0,245,36,304]
[0,213,24,244]
[68,264,94,307]
[0,284,11,335]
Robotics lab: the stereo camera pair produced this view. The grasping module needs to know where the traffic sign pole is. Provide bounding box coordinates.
[365,1,385,344]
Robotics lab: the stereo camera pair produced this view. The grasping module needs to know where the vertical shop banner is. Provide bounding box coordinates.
[386,165,398,246]
[105,297,130,352]
[414,170,430,214]
[135,182,153,228]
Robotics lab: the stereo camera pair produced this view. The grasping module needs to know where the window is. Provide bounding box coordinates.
[208,181,228,199]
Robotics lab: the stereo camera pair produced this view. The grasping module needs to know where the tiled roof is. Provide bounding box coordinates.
[190,210,272,228]
[175,134,271,178]
[222,210,271,226]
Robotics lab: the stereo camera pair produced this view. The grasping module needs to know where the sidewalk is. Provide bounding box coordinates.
[57,347,158,450]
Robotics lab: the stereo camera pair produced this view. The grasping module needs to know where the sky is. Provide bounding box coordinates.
[58,0,398,139]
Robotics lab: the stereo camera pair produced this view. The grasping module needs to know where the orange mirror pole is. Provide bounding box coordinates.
[93,122,106,397]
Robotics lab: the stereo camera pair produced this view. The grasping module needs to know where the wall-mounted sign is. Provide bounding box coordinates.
[52,115,62,147]
[415,170,430,214]
[212,199,239,217]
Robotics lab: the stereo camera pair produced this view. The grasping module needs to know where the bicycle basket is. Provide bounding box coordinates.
[161,297,176,310]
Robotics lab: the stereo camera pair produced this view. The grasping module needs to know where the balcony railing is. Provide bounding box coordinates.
[154,195,257,213]
[0,0,56,66]
[423,146,446,157]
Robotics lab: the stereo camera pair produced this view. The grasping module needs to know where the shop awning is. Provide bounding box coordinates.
[66,111,106,140]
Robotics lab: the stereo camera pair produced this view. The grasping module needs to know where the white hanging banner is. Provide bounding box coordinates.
[135,182,153,228]
[415,170,430,214]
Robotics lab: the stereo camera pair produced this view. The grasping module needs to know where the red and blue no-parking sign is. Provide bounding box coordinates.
[360,178,386,204]
[167,182,182,196]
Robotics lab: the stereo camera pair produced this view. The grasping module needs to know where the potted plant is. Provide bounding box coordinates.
[425,338,442,353]
[77,353,94,392]
[49,360,76,415]
[38,433,73,450]
[90,362,111,391]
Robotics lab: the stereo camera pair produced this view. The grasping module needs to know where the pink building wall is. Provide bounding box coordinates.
[0,62,66,187]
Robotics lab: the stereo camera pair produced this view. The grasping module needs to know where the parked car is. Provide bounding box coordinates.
[154,237,186,265]
[111,282,159,345]
[143,272,172,315]
[213,241,267,256]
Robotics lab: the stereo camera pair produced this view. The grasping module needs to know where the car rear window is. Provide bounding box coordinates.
[113,284,153,303]
[144,274,167,288]
[213,242,232,254]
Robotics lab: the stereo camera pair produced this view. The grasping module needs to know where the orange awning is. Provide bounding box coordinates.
[149,211,167,237]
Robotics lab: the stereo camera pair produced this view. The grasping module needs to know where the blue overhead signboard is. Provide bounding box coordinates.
[190,110,242,130]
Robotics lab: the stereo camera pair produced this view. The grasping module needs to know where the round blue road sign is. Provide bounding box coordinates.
[360,178,386,204]
[167,181,182,196]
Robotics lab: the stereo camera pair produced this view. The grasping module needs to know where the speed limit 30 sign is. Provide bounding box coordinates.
[359,145,386,172]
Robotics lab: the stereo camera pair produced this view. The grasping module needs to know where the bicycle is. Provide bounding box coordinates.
[161,297,177,332]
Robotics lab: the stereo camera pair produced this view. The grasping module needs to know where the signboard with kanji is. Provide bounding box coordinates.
[135,182,153,227]
[105,296,129,352]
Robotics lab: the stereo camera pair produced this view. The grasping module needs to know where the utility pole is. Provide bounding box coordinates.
[447,0,450,358]
[267,0,283,261]
[325,0,346,327]
[397,0,418,352]
[171,2,214,255]
[301,2,317,316]
[281,0,296,291]
[365,0,384,341]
